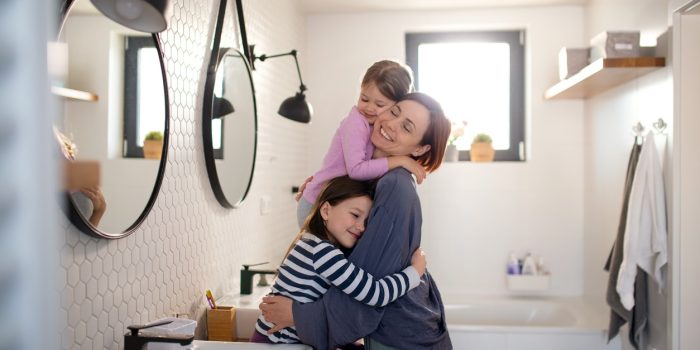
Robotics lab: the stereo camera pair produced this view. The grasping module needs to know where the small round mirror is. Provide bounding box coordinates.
[203,47,257,208]
[54,0,169,238]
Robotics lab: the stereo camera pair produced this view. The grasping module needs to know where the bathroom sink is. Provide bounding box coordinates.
[192,341,311,349]
[216,285,270,308]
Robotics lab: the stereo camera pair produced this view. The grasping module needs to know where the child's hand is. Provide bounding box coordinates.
[294,176,313,202]
[403,159,427,184]
[411,248,427,276]
[387,156,427,184]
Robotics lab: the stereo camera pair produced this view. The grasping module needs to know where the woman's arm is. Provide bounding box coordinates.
[312,243,424,307]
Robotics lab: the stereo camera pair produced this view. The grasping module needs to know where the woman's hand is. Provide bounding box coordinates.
[387,156,426,184]
[294,176,313,202]
[411,247,427,276]
[259,295,295,333]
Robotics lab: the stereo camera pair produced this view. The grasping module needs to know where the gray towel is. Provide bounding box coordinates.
[604,141,647,349]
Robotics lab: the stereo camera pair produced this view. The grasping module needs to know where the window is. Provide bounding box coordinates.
[123,36,165,158]
[406,30,525,161]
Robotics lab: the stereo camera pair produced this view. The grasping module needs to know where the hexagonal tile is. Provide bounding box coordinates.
[73,281,86,304]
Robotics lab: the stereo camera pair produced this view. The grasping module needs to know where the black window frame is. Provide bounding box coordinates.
[406,30,526,161]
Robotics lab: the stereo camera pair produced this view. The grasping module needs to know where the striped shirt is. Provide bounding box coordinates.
[255,233,420,344]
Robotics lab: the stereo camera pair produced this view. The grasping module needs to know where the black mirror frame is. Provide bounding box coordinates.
[202,0,258,209]
[58,0,170,239]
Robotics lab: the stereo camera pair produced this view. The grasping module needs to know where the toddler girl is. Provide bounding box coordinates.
[296,60,426,226]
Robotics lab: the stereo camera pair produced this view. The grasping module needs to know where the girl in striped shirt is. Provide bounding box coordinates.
[251,176,426,345]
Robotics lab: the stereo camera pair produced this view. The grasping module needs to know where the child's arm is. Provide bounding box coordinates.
[387,156,427,184]
[313,242,426,307]
[339,108,389,180]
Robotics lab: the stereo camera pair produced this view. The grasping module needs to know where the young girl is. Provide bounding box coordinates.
[252,176,427,344]
[296,60,426,227]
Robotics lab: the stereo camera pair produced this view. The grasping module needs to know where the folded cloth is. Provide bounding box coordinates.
[605,140,647,349]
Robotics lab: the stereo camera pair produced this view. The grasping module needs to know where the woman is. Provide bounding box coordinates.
[260,92,453,350]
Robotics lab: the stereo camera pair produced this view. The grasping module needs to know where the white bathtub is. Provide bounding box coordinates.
[443,295,622,350]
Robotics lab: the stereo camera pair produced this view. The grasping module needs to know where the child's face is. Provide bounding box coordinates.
[357,83,394,125]
[320,195,373,249]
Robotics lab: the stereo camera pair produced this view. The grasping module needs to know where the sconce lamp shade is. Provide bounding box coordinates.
[212,96,235,119]
[278,92,312,123]
[90,0,172,33]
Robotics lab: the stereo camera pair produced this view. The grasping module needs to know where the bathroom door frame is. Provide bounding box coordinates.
[671,1,700,349]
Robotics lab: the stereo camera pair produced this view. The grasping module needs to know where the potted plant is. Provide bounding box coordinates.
[470,133,495,162]
[445,121,467,162]
[143,131,164,160]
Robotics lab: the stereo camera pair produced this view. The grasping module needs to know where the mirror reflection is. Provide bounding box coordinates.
[54,0,168,237]
[205,47,257,208]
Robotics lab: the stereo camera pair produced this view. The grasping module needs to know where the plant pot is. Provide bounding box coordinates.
[444,144,459,162]
[470,142,495,162]
[143,139,163,160]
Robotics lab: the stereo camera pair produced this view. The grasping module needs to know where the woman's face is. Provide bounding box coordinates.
[370,99,431,158]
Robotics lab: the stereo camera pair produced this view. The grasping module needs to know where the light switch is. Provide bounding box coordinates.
[260,195,271,215]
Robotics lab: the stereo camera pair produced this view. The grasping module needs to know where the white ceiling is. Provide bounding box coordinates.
[300,0,588,13]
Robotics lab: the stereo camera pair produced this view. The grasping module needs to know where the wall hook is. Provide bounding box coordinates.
[653,118,667,133]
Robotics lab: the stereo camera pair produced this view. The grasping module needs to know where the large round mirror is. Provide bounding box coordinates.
[203,46,257,208]
[53,0,169,238]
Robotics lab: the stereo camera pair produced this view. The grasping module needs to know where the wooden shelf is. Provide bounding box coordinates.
[51,86,98,102]
[544,57,666,99]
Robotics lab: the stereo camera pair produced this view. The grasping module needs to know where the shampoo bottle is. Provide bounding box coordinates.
[507,253,520,275]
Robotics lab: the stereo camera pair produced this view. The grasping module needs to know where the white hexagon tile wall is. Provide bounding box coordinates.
[57,0,309,348]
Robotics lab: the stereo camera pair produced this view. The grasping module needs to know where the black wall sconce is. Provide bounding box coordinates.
[90,0,172,33]
[236,0,313,124]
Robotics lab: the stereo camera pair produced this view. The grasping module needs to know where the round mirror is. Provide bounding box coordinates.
[54,0,169,238]
[203,47,257,208]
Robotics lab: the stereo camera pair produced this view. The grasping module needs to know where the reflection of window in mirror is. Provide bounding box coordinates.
[212,60,225,160]
[123,36,165,158]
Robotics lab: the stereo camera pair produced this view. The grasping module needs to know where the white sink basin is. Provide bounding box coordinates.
[192,340,311,349]
[216,285,270,309]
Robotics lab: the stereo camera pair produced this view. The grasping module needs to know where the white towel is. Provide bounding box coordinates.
[616,131,668,311]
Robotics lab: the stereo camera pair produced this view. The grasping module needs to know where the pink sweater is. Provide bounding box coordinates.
[302,106,389,203]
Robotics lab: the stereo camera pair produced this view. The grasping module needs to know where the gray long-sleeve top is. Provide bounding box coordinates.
[292,168,452,350]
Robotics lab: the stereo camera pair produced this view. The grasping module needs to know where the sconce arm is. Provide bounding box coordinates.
[252,48,307,93]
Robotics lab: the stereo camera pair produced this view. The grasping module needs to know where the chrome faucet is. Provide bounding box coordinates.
[123,320,194,350]
[240,262,277,295]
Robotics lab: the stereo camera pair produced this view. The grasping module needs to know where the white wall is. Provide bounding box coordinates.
[672,4,700,350]
[583,1,672,349]
[57,0,309,348]
[306,6,586,296]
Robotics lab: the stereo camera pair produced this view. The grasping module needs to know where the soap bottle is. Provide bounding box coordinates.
[521,253,538,275]
[506,253,520,275]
